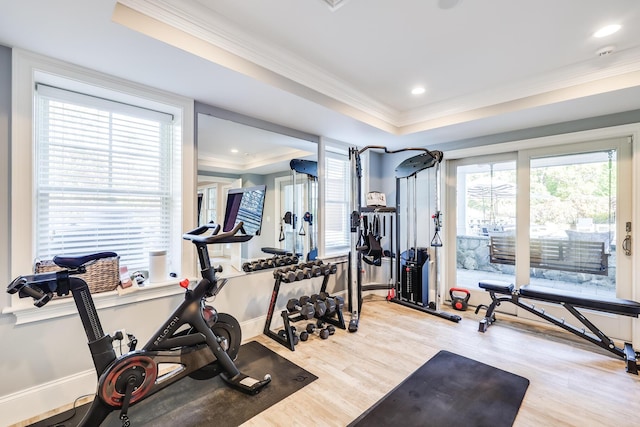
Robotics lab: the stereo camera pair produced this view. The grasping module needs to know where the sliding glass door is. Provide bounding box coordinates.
[448,136,632,338]
[452,154,517,291]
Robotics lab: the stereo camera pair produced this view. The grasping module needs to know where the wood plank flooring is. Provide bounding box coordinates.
[16,295,640,426]
[246,295,640,427]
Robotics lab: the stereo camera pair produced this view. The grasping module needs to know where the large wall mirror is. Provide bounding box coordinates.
[195,102,319,274]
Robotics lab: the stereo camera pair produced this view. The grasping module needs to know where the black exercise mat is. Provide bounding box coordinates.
[31,341,317,427]
[349,350,529,427]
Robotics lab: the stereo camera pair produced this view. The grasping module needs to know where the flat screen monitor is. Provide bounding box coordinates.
[223,185,266,236]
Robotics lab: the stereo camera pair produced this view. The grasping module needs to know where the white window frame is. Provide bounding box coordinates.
[322,145,351,256]
[4,50,196,323]
[443,122,640,346]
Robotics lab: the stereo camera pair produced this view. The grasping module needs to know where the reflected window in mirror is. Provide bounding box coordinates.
[276,175,309,257]
[198,184,218,225]
[196,107,319,269]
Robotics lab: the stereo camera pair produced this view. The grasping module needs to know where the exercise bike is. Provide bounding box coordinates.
[7,221,271,426]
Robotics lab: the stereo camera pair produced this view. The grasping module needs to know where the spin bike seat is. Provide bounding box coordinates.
[52,252,118,269]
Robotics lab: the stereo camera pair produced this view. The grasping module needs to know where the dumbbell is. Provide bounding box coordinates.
[284,268,306,282]
[312,293,336,315]
[310,264,324,277]
[282,255,299,266]
[314,320,336,335]
[256,259,269,270]
[313,293,338,315]
[299,295,325,319]
[300,267,314,279]
[318,264,336,276]
[277,326,299,345]
[299,322,331,340]
[275,266,300,282]
[286,298,315,320]
[301,295,326,319]
[312,298,327,319]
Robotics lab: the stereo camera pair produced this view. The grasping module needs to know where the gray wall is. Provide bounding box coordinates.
[0,50,344,424]
[1,45,9,306]
[2,41,640,424]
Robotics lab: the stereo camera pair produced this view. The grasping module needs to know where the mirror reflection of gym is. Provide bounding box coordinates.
[195,108,318,274]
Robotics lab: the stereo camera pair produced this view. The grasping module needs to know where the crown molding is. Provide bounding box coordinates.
[116,0,398,125]
[398,45,640,129]
[116,0,640,136]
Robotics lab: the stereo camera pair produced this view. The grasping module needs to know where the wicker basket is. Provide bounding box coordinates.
[35,256,120,297]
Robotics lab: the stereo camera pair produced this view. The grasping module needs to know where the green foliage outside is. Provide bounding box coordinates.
[465,152,615,229]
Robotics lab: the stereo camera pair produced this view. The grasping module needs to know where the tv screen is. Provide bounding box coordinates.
[223,185,266,236]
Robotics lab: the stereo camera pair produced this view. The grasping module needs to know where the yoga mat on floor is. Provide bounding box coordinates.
[31,341,317,427]
[349,350,529,427]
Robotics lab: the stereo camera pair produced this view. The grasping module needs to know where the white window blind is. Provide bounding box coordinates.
[35,84,176,271]
[325,153,350,252]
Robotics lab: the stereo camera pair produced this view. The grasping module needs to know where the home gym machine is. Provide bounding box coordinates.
[347,146,461,332]
[280,159,318,261]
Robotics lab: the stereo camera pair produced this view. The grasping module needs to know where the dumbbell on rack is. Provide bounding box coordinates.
[299,322,336,341]
[242,257,279,272]
[286,298,315,320]
[302,295,328,320]
[264,260,343,351]
[277,325,300,346]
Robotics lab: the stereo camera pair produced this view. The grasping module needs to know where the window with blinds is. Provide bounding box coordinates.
[35,84,177,271]
[325,153,350,252]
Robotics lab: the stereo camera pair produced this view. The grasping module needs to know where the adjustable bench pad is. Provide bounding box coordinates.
[478,280,514,294]
[519,285,640,317]
[478,280,640,317]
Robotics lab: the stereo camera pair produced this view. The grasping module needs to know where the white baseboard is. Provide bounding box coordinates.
[0,369,96,427]
[2,303,348,426]
[1,314,273,427]
[241,314,271,341]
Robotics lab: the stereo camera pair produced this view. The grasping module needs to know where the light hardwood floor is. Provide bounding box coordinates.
[245,296,640,427]
[17,296,640,426]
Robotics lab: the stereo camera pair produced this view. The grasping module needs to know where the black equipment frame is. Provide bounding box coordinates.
[477,280,640,374]
[264,261,344,350]
[286,159,319,261]
[7,222,271,426]
[347,146,460,333]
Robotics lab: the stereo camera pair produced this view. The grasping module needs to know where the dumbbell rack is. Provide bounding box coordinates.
[264,261,345,351]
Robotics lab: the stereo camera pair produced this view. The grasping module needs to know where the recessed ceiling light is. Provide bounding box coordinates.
[411,86,426,95]
[230,149,238,153]
[593,24,621,38]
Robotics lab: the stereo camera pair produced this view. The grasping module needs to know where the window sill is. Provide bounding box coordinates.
[2,279,194,325]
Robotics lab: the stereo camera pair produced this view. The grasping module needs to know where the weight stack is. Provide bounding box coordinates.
[399,248,429,306]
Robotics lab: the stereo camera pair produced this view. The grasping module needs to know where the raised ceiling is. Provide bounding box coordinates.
[1,0,640,149]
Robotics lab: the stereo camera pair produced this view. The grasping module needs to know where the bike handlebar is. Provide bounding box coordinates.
[8,276,53,307]
[7,252,117,308]
[183,221,252,245]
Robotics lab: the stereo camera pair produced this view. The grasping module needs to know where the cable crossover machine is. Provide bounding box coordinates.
[347,145,461,332]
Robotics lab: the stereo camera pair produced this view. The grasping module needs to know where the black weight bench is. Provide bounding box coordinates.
[477,279,640,374]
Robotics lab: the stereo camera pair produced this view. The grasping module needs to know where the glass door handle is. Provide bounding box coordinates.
[622,234,632,256]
